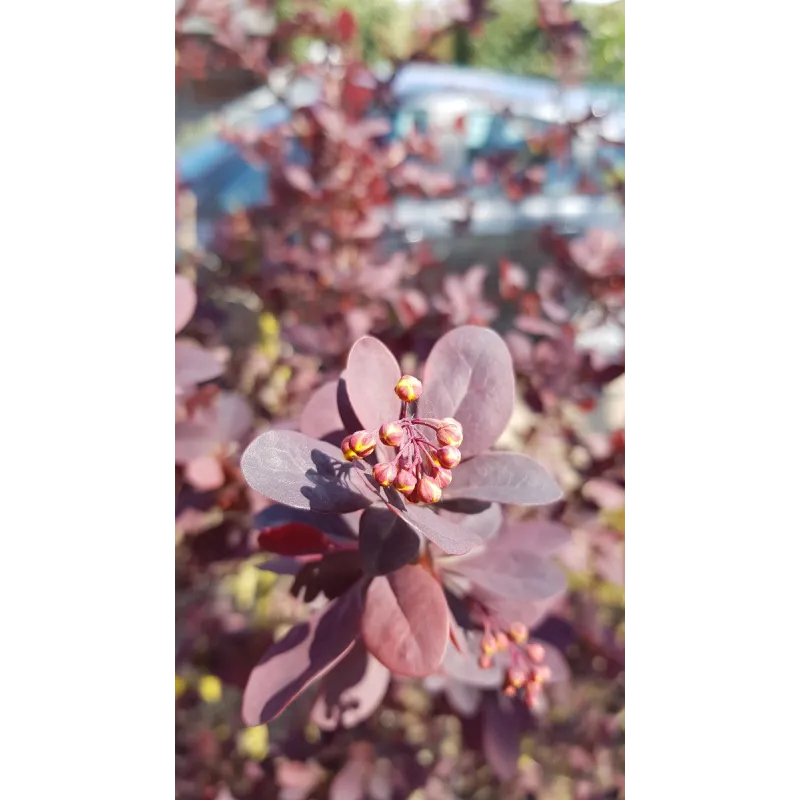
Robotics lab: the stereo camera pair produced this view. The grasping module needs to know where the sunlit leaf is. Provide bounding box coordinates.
[361,565,448,677]
[241,430,379,513]
[242,585,363,725]
[447,452,562,506]
[419,326,515,458]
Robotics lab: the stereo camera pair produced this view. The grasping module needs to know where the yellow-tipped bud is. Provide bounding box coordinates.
[416,476,442,504]
[436,446,461,470]
[372,462,398,487]
[379,421,404,447]
[395,375,423,403]
[350,430,377,458]
[394,468,418,495]
[341,435,357,461]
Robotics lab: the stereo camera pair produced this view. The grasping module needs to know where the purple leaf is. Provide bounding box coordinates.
[242,585,363,725]
[358,506,421,575]
[361,564,449,677]
[336,375,363,433]
[485,593,564,629]
[175,275,196,334]
[447,452,562,506]
[482,693,524,781]
[241,430,379,513]
[387,501,484,555]
[300,380,346,444]
[537,639,571,683]
[175,340,224,391]
[449,548,566,603]
[257,522,337,557]
[345,336,401,434]
[488,519,571,557]
[175,419,216,463]
[436,503,503,544]
[311,641,391,730]
[419,326,514,458]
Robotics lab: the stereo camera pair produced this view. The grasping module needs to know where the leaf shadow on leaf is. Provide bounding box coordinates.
[359,506,421,576]
[300,448,381,509]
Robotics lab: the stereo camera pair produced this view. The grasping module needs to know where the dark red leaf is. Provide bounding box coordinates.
[257,522,337,557]
[242,585,363,725]
[311,641,391,730]
[361,564,449,677]
[419,326,515,458]
[447,452,562,506]
[358,506,421,575]
[241,430,379,513]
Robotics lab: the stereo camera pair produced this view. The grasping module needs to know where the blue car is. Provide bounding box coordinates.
[177,63,624,267]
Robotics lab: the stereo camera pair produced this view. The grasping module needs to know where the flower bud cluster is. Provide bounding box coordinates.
[339,375,465,505]
[479,621,551,710]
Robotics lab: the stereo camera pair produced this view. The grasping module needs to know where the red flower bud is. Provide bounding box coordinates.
[394,468,418,495]
[379,421,404,447]
[524,682,540,710]
[503,683,518,697]
[350,430,377,457]
[508,621,528,644]
[341,435,357,462]
[372,462,398,487]
[416,476,442,504]
[480,634,497,655]
[436,422,463,447]
[506,667,527,689]
[436,446,461,470]
[432,467,452,489]
[394,375,423,403]
[478,653,493,670]
[494,632,509,652]
[526,642,546,663]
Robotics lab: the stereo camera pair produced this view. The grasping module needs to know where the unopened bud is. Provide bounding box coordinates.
[495,632,509,652]
[480,634,497,656]
[524,683,540,710]
[350,430,377,457]
[478,653,493,670]
[436,446,461,469]
[372,462,398,487]
[526,642,546,663]
[437,422,463,447]
[507,667,527,689]
[395,375,423,403]
[537,665,551,683]
[416,476,442,504]
[503,683,518,697]
[432,467,453,489]
[508,621,528,644]
[379,421,404,447]
[341,435,357,461]
[394,468,418,495]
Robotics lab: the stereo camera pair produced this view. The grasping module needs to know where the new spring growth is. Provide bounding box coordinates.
[339,375,465,505]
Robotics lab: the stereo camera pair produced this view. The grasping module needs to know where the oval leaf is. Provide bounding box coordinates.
[358,506,421,575]
[300,380,346,444]
[257,522,337,557]
[242,585,362,725]
[361,565,449,677]
[420,326,514,458]
[241,430,378,513]
[387,502,484,556]
[345,337,401,433]
[450,550,566,603]
[447,452,562,506]
[311,641,391,730]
